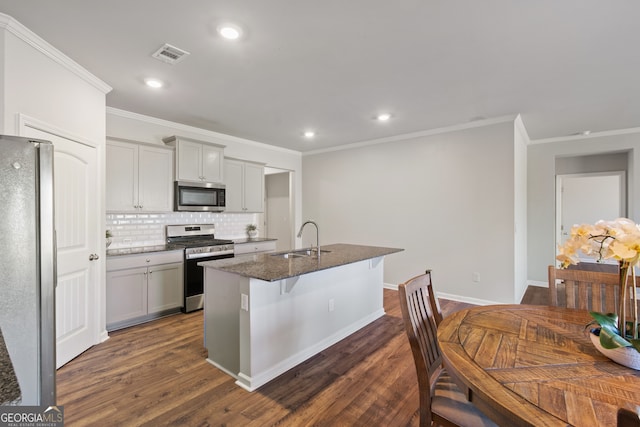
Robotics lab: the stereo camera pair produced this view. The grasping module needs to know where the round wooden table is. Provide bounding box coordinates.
[437,305,640,427]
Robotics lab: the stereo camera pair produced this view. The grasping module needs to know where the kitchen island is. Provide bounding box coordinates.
[199,243,402,391]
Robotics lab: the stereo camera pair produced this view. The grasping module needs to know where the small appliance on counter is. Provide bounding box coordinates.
[166,224,234,312]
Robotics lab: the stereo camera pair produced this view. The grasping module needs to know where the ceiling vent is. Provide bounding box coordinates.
[151,43,190,65]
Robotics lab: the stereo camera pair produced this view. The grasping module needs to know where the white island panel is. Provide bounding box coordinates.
[204,257,385,391]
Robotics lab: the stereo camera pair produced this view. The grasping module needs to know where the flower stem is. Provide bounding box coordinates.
[620,262,629,337]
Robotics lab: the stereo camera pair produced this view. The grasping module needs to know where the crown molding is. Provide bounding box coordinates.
[106,107,301,156]
[302,115,518,156]
[529,126,640,145]
[0,13,111,94]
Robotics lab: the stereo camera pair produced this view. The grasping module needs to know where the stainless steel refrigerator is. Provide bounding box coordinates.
[0,135,56,406]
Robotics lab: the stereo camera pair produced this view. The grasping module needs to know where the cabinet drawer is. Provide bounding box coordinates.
[107,250,184,271]
[235,240,276,255]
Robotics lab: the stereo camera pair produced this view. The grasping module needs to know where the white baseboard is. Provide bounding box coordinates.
[235,309,385,392]
[528,280,548,288]
[385,281,549,305]
[435,292,501,306]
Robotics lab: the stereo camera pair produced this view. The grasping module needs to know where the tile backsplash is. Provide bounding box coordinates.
[106,212,261,248]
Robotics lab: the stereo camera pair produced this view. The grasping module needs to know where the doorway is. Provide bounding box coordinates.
[19,116,101,368]
[264,168,294,252]
[555,171,626,260]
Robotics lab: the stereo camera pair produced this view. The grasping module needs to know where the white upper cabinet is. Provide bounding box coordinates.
[106,139,173,212]
[163,135,225,183]
[224,158,265,212]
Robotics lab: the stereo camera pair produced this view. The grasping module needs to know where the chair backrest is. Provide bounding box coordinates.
[398,272,443,388]
[424,269,443,326]
[548,265,621,312]
[618,407,640,427]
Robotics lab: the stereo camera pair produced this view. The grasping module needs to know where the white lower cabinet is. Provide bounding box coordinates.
[234,240,277,255]
[106,250,183,331]
[147,263,183,313]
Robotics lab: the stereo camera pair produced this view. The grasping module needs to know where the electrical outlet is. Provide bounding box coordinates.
[241,294,249,311]
[328,298,335,312]
[472,272,481,283]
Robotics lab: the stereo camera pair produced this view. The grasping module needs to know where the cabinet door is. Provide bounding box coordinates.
[224,159,244,212]
[243,162,264,212]
[106,267,148,325]
[106,141,138,212]
[138,146,173,212]
[176,139,203,182]
[147,263,184,313]
[202,144,224,183]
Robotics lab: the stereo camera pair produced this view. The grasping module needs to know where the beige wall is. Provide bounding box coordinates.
[528,131,640,282]
[302,119,520,304]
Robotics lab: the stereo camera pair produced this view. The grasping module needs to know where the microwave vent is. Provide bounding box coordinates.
[151,43,190,65]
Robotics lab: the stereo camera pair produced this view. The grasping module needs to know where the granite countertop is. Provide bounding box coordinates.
[0,328,21,405]
[199,243,403,282]
[106,244,185,257]
[233,237,278,245]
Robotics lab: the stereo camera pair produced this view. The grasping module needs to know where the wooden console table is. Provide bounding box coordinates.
[437,305,640,426]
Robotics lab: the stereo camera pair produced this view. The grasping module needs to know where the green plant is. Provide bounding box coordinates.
[106,229,113,238]
[557,218,640,353]
[246,224,257,232]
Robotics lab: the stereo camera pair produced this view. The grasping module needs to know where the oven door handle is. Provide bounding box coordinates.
[186,251,234,260]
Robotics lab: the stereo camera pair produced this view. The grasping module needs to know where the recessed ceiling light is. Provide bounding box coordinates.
[144,78,163,89]
[303,131,316,138]
[376,113,392,122]
[218,24,242,40]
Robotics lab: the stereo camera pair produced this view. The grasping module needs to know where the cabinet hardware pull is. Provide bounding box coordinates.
[89,254,99,261]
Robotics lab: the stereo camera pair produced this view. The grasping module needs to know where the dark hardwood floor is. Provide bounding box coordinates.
[57,286,548,426]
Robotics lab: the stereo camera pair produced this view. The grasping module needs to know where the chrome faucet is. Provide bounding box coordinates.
[297,220,320,258]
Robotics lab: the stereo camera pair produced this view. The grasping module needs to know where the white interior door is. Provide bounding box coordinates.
[22,126,99,368]
[556,172,625,260]
[265,170,293,252]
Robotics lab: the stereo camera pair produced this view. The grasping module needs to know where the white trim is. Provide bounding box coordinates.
[0,13,111,94]
[233,309,385,392]
[529,280,548,288]
[434,292,502,306]
[17,114,99,148]
[16,114,107,350]
[514,114,531,143]
[302,115,518,156]
[530,126,640,145]
[106,107,301,156]
[384,285,502,305]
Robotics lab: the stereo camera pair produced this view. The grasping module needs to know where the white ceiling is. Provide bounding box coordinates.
[1,1,639,152]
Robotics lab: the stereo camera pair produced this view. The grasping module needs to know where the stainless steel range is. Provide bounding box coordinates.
[166,224,234,313]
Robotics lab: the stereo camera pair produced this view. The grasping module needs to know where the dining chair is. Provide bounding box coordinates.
[618,407,640,427]
[398,272,497,427]
[423,269,443,326]
[548,265,622,312]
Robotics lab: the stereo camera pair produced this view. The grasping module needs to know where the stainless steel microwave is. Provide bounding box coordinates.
[174,181,225,212]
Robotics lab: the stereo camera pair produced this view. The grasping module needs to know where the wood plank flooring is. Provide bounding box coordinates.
[56,287,547,426]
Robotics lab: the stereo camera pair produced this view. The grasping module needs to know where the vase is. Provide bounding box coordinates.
[589,331,640,370]
[106,238,112,248]
[247,230,257,238]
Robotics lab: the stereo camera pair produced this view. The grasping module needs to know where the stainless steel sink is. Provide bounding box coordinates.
[270,248,331,258]
[294,249,331,256]
[277,252,307,259]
